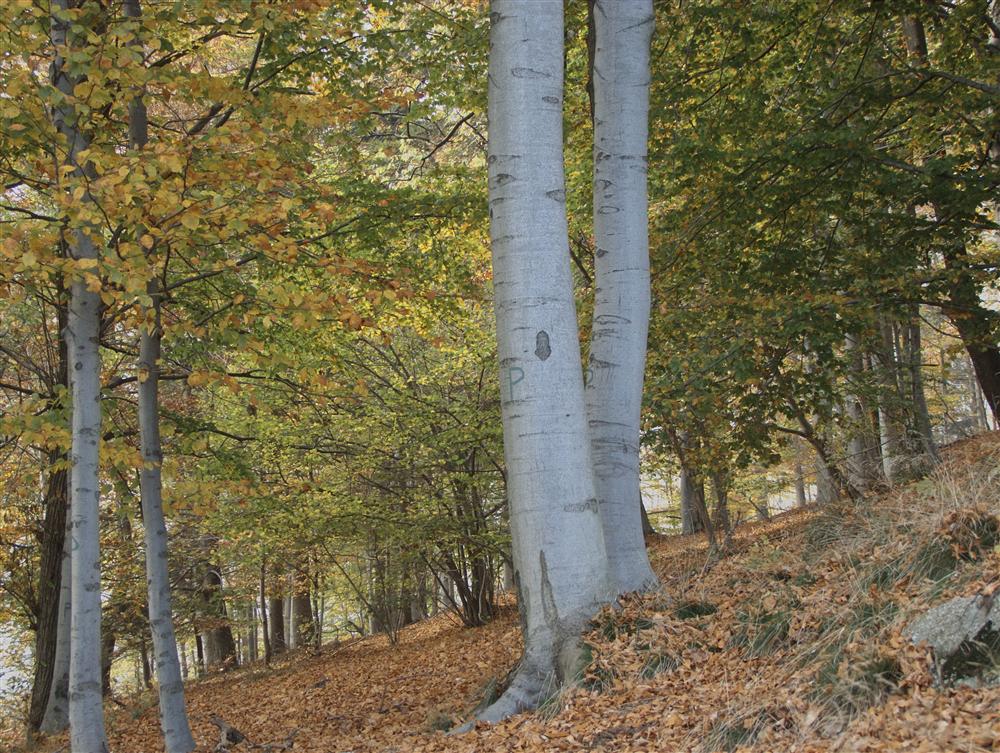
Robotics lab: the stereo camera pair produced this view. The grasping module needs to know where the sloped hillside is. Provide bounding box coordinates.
[53,435,1000,752]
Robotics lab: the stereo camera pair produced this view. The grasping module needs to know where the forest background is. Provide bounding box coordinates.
[1,0,999,746]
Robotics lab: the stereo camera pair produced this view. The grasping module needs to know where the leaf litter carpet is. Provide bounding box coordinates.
[74,437,1000,751]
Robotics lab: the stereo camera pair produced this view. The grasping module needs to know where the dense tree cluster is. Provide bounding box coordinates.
[0,0,996,749]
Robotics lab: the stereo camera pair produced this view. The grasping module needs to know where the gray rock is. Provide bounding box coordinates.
[908,593,1000,685]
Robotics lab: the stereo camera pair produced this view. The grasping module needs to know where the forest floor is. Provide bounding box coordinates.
[30,433,1000,753]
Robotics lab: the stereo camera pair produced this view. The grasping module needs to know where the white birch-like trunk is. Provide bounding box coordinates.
[586,0,657,594]
[481,0,610,721]
[137,291,195,752]
[40,507,71,734]
[50,3,110,750]
[125,0,195,745]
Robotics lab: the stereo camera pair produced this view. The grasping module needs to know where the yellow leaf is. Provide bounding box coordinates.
[139,234,155,249]
[180,212,200,230]
[76,257,98,269]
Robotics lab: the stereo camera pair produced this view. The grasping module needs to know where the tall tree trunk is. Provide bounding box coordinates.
[679,467,704,535]
[268,597,286,655]
[794,460,807,507]
[903,16,1000,422]
[903,307,938,461]
[639,495,655,536]
[27,461,68,736]
[40,491,72,734]
[876,313,907,483]
[200,569,237,671]
[50,1,111,749]
[585,0,657,594]
[844,334,881,492]
[291,583,312,648]
[259,563,272,665]
[129,55,195,753]
[481,0,610,721]
[127,4,194,743]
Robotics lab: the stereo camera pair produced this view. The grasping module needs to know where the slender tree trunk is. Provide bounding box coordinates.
[260,563,272,665]
[40,491,72,734]
[876,313,907,483]
[585,0,657,594]
[200,569,237,671]
[179,640,189,680]
[639,495,655,536]
[50,2,110,748]
[194,635,204,677]
[125,2,195,741]
[679,467,704,535]
[903,308,938,461]
[291,585,312,648]
[902,17,1000,423]
[844,334,881,491]
[283,593,292,647]
[27,461,68,736]
[268,597,286,655]
[481,0,610,721]
[33,288,71,737]
[794,460,807,507]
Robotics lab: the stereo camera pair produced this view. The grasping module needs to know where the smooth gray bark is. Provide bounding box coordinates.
[586,0,657,594]
[51,2,110,749]
[481,0,610,722]
[137,282,194,751]
[679,467,703,535]
[126,1,195,747]
[876,314,906,483]
[794,461,807,507]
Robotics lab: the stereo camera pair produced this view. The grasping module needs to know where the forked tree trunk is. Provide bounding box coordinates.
[126,1,195,745]
[481,0,610,721]
[585,0,657,594]
[51,2,111,749]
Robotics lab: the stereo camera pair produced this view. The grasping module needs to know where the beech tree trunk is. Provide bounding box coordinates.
[679,467,704,535]
[50,2,111,749]
[481,0,610,721]
[200,569,237,671]
[126,1,195,745]
[585,0,657,594]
